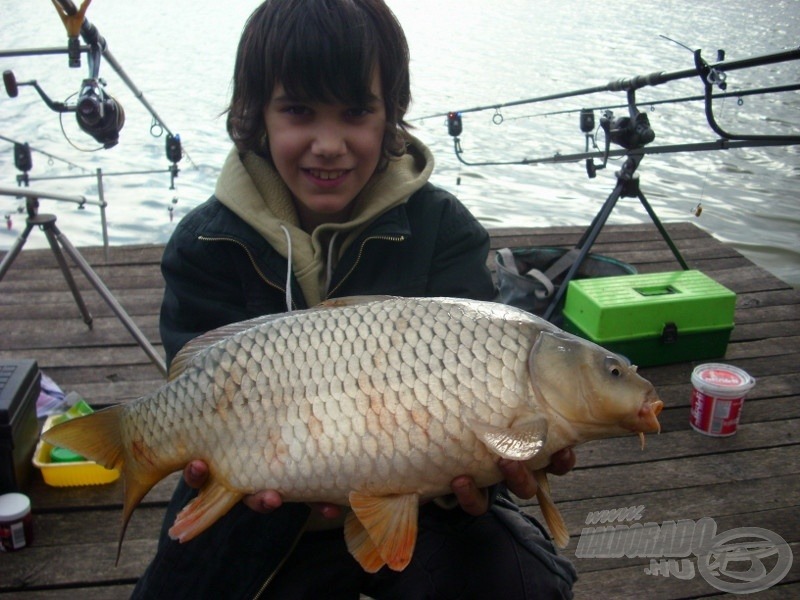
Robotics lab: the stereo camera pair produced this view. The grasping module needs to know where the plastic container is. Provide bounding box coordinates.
[0,492,33,551]
[563,270,736,366]
[689,363,756,437]
[32,415,120,487]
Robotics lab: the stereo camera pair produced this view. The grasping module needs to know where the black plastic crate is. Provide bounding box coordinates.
[0,359,41,493]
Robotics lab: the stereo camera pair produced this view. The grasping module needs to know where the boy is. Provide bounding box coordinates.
[133,1,577,597]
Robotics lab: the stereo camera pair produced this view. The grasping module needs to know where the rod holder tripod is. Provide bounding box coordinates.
[0,187,167,377]
[541,150,689,322]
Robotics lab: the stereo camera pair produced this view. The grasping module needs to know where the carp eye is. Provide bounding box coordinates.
[605,356,624,378]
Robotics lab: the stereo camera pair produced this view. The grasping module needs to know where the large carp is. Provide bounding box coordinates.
[43,296,662,572]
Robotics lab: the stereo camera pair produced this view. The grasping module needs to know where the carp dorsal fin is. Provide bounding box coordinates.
[168,478,244,543]
[318,295,395,308]
[470,414,548,460]
[534,470,570,549]
[347,491,419,572]
[168,313,290,380]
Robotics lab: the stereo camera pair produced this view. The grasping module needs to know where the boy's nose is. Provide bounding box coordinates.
[311,125,346,157]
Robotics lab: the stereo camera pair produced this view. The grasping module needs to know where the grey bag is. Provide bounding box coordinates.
[495,247,636,318]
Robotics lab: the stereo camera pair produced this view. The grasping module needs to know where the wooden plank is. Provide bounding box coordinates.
[536,474,799,541]
[26,472,180,511]
[0,538,156,592]
[561,505,799,572]
[569,419,799,469]
[545,445,800,504]
[2,587,136,599]
[0,316,161,350]
[0,346,162,369]
[569,543,799,599]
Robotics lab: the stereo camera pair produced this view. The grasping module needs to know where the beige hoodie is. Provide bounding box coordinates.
[213,133,434,307]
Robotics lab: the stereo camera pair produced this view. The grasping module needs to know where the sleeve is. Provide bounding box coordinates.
[425,192,497,302]
[159,224,252,368]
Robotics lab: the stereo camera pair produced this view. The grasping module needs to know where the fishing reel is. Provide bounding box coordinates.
[582,102,655,178]
[602,110,655,150]
[3,70,125,149]
[75,78,125,148]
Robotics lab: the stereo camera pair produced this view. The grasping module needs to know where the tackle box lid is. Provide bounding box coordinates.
[562,270,736,342]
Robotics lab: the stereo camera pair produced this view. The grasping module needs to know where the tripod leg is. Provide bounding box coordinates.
[41,225,94,328]
[636,191,689,270]
[542,178,626,321]
[52,225,168,378]
[0,222,36,281]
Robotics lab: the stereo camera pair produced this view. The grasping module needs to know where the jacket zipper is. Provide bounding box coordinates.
[326,234,405,298]
[198,235,298,310]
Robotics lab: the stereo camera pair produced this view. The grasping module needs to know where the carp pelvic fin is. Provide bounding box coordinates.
[470,415,548,460]
[534,470,569,549]
[344,512,387,573]
[169,479,244,543]
[347,491,419,572]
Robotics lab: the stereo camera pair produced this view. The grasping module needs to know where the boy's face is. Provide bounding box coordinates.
[263,71,387,231]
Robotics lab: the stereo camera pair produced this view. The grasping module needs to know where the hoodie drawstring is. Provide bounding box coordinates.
[280,224,293,312]
[280,225,341,310]
[323,231,340,299]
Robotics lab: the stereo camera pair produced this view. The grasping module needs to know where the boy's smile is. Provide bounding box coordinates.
[264,71,387,232]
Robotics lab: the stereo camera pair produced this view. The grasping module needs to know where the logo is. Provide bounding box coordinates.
[576,506,792,594]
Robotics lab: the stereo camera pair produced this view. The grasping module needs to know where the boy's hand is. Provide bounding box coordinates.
[450,447,576,516]
[182,460,342,518]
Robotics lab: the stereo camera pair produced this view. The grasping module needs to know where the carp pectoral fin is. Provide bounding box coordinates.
[470,415,548,460]
[347,491,419,572]
[534,470,569,549]
[344,512,386,573]
[168,479,244,543]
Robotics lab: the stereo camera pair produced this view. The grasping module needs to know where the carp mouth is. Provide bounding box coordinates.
[622,392,664,449]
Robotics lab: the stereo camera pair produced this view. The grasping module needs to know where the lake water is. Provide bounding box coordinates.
[1,0,799,285]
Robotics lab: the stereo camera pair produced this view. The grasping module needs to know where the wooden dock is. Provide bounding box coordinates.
[1,222,797,598]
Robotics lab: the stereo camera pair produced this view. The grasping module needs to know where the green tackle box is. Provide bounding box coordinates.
[562,270,736,367]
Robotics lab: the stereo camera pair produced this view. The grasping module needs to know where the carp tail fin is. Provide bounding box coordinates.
[41,405,159,564]
[42,405,125,470]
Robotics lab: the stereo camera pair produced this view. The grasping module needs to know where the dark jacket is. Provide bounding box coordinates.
[133,183,496,599]
[159,182,495,366]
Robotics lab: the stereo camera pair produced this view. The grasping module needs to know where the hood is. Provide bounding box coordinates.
[213,133,434,307]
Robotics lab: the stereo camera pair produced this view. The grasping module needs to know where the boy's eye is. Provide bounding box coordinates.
[283,105,311,116]
[345,107,370,118]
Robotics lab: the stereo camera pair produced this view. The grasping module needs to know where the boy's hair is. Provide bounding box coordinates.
[227,0,411,166]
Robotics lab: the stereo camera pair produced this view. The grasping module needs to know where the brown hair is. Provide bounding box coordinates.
[226,0,411,166]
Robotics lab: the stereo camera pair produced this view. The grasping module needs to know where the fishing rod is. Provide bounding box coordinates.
[503,83,800,124]
[415,47,800,121]
[0,133,90,173]
[442,47,800,169]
